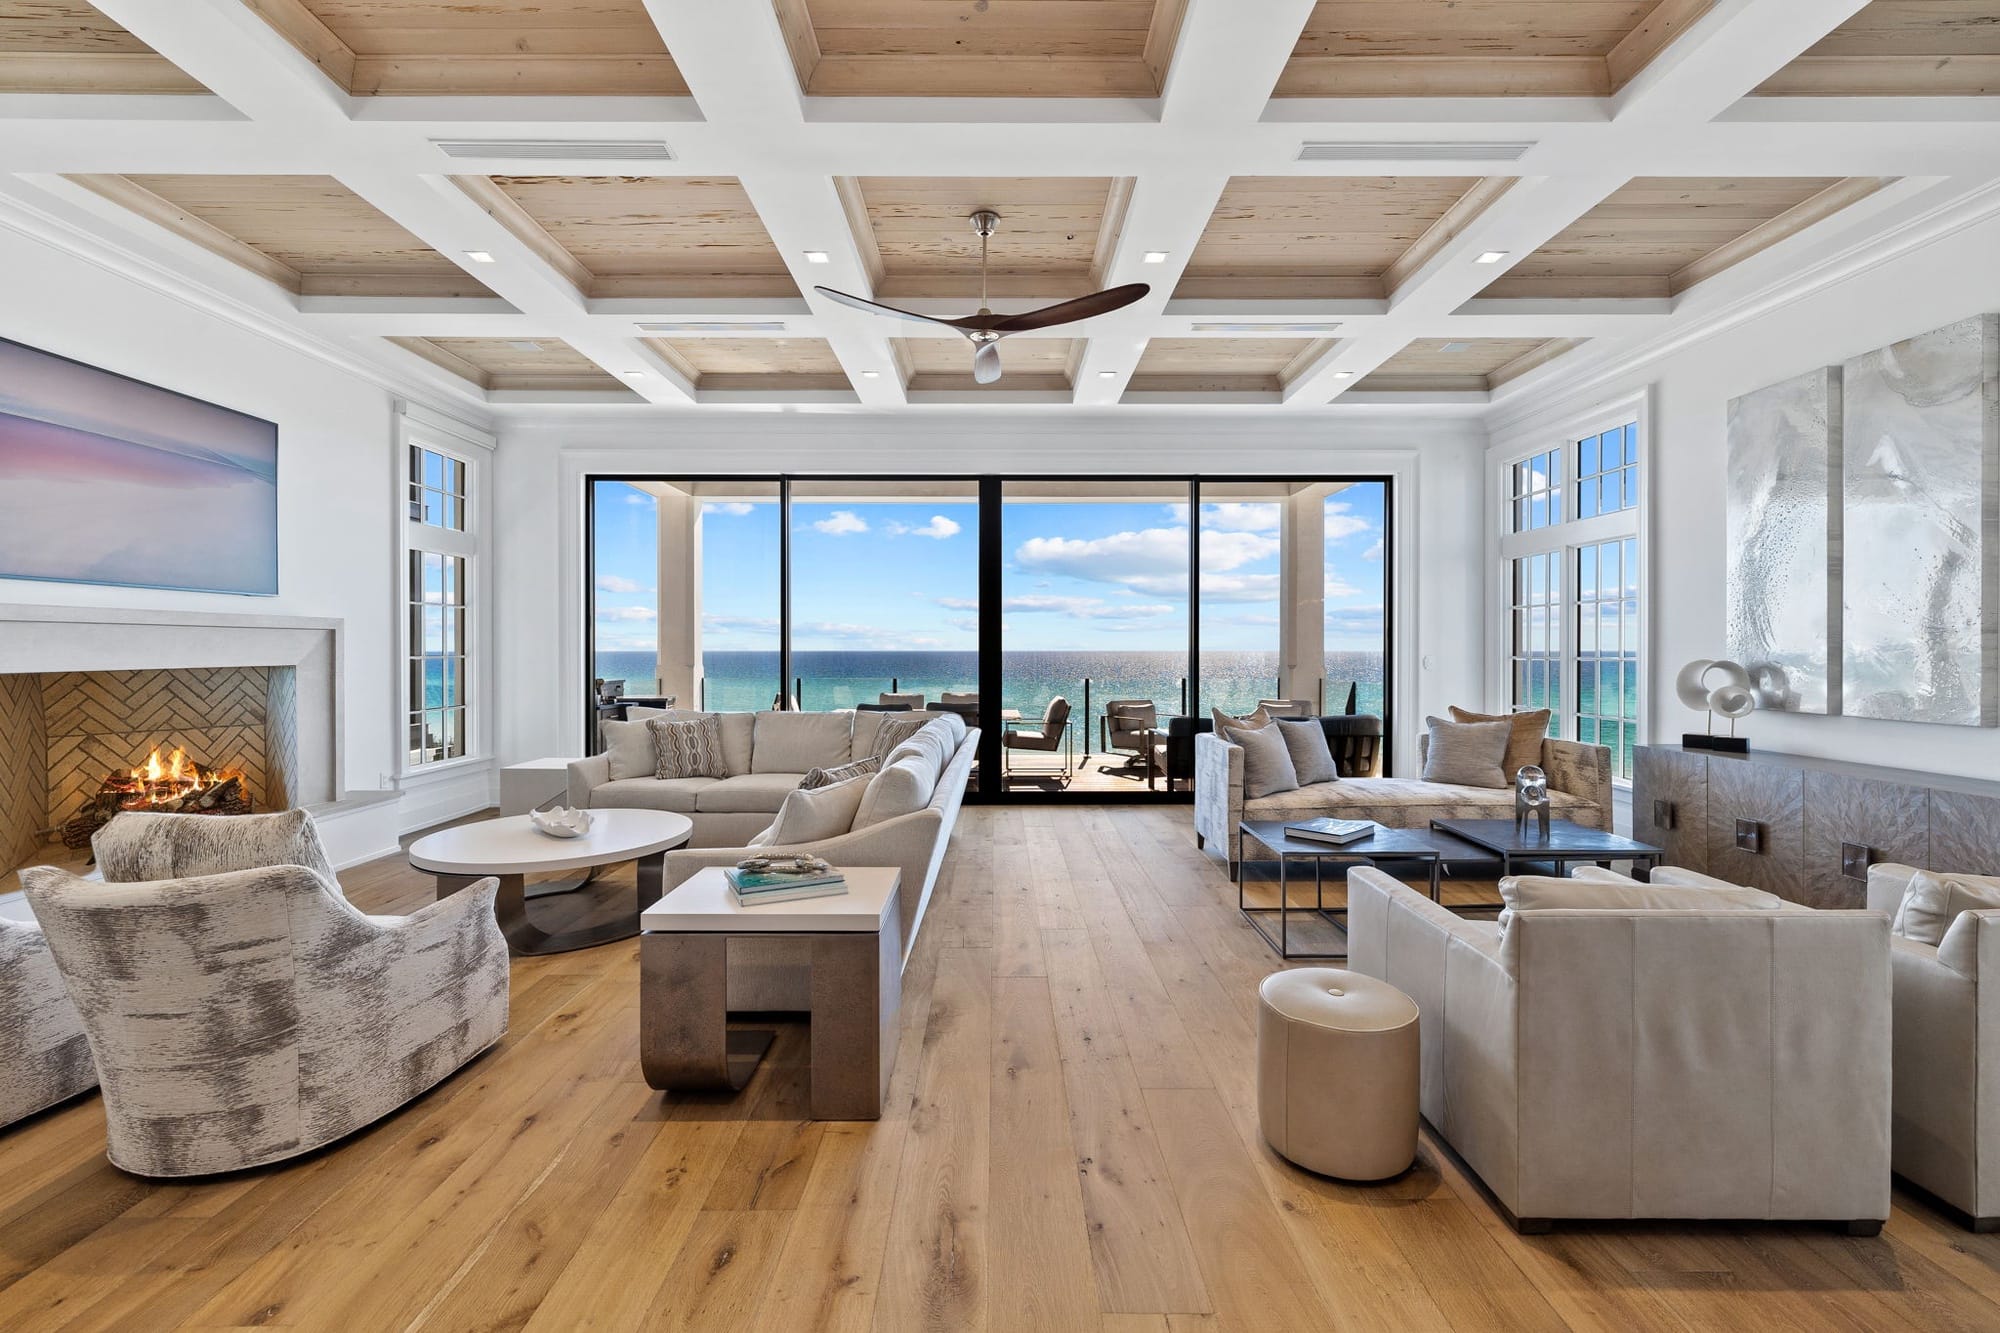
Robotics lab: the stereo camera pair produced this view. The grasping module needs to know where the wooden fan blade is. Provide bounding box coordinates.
[813,286,962,328]
[986,283,1150,333]
[972,340,1002,384]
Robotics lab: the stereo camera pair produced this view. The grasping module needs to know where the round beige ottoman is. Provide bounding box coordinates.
[1257,967,1419,1181]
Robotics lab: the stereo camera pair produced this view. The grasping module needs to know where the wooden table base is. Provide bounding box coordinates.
[640,923,902,1120]
[435,852,665,956]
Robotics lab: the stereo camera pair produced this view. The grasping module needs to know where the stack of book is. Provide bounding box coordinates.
[1283,816,1378,845]
[725,864,849,905]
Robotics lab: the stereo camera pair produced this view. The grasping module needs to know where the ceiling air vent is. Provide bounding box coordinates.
[430,138,676,162]
[1189,321,1341,335]
[1296,141,1533,164]
[636,321,790,335]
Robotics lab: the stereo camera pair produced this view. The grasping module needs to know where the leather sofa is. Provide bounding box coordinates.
[1193,729,1613,870]
[1345,864,1892,1231]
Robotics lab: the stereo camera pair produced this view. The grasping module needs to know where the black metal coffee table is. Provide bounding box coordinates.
[1236,820,1481,960]
[1428,818,1664,882]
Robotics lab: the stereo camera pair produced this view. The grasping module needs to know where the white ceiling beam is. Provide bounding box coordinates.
[85,0,350,126]
[1611,0,1872,124]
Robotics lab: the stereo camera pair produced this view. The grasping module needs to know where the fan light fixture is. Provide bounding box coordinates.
[815,210,1149,384]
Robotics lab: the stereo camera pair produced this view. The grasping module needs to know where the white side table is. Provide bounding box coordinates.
[639,866,902,1119]
[500,757,576,816]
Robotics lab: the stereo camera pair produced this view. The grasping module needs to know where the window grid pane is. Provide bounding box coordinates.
[409,446,466,533]
[1509,550,1562,736]
[1509,448,1563,534]
[409,548,468,765]
[1575,536,1639,780]
[1575,422,1639,519]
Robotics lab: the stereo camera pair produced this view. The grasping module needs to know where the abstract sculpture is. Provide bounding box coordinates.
[1515,764,1551,838]
[1677,658,1757,753]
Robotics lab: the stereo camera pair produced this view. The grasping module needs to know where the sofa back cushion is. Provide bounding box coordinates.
[851,720,959,829]
[751,710,855,774]
[1892,869,2000,947]
[602,706,673,780]
[1496,874,1787,971]
[93,808,337,884]
[1420,715,1511,789]
[1274,717,1339,787]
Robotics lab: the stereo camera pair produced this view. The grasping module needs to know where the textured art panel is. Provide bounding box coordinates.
[1726,366,1841,714]
[1841,315,2000,726]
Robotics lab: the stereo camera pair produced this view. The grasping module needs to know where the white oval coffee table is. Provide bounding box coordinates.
[408,809,693,956]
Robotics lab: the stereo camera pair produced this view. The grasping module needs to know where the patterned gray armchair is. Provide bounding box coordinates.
[0,914,96,1128]
[20,810,509,1177]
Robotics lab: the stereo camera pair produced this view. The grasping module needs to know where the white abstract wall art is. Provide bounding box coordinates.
[1840,314,2000,727]
[1726,366,1841,715]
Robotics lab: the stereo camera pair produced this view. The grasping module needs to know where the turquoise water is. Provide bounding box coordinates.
[590,649,1387,740]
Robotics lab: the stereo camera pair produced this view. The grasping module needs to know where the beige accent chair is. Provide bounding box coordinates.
[0,914,96,1128]
[1865,863,2000,1229]
[1344,865,1892,1232]
[1003,697,1073,781]
[1100,699,1161,779]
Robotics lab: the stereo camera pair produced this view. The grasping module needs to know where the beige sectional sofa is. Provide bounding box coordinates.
[1193,729,1613,869]
[1346,864,1893,1231]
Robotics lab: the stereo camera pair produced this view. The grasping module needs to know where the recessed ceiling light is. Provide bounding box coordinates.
[464,250,496,264]
[803,251,831,264]
[860,370,880,379]
[1097,370,1118,379]
[1141,251,1169,264]
[1440,341,1474,353]
[623,370,647,379]
[505,340,543,352]
[1332,371,1355,380]
[1474,250,1509,264]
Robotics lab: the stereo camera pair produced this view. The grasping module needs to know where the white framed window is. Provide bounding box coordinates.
[398,413,488,772]
[1494,397,1647,782]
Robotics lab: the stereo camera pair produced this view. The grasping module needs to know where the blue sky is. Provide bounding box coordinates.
[592,482,1386,655]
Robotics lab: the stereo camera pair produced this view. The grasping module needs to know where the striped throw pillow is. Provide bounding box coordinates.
[869,715,929,760]
[648,716,728,780]
[800,755,882,790]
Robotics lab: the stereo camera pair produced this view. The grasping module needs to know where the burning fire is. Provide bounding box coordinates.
[107,747,244,810]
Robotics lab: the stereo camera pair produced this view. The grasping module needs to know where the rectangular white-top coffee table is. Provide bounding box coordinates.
[638,866,902,1120]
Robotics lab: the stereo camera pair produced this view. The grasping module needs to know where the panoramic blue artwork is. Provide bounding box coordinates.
[0,337,278,596]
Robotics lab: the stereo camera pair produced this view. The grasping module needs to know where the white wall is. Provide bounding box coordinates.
[0,217,406,838]
[492,412,1490,776]
[1491,206,2000,782]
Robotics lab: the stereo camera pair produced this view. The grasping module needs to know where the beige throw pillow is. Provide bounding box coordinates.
[867,715,929,760]
[760,774,870,846]
[1273,717,1339,787]
[1448,705,1550,779]
[1892,869,2000,947]
[1211,705,1273,733]
[1217,718,1299,799]
[801,756,882,790]
[648,716,729,780]
[1420,715,1511,789]
[601,707,673,781]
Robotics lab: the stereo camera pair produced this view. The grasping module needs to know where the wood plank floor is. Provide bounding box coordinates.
[3,804,1998,1331]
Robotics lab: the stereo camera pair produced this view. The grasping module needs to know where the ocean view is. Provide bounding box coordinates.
[590,649,1387,734]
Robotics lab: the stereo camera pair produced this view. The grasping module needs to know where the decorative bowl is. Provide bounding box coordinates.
[529,805,594,839]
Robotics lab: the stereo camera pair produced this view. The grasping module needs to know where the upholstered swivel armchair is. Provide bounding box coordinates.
[0,914,96,1128]
[23,810,509,1177]
[1099,699,1159,777]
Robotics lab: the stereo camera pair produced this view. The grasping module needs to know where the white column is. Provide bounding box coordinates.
[657,489,703,708]
[1281,485,1329,711]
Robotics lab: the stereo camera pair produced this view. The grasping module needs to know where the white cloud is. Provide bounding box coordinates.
[1323,569,1361,599]
[702,613,778,634]
[703,501,755,517]
[1361,537,1383,562]
[1005,594,1175,620]
[1013,526,1277,596]
[1325,499,1372,541]
[1192,572,1282,603]
[812,510,869,536]
[1203,502,1282,533]
[887,514,961,540]
[796,621,953,651]
[948,615,981,633]
[935,596,979,610]
[623,492,652,506]
[596,574,645,594]
[597,606,656,622]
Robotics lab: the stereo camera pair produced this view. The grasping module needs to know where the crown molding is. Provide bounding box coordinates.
[0,187,497,438]
[1485,177,2000,439]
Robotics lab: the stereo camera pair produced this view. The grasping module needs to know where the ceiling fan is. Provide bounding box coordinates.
[814,210,1149,384]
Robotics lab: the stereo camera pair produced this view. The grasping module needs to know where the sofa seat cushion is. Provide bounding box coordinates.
[589,776,716,813]
[695,773,807,814]
[1240,778,1599,829]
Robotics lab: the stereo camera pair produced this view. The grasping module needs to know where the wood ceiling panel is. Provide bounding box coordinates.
[115,175,496,297]
[483,175,798,298]
[1477,176,1851,298]
[0,2,207,92]
[1756,2,2000,96]
[391,336,624,391]
[896,335,1077,390]
[1276,0,1715,97]
[785,0,1187,97]
[1355,337,1585,391]
[1128,337,1318,392]
[257,0,687,95]
[1176,176,1484,299]
[859,177,1113,299]
[646,336,851,390]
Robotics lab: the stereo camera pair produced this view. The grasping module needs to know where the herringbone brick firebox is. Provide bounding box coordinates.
[0,666,299,873]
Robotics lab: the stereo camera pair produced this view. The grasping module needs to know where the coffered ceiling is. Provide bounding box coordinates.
[0,0,1990,415]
